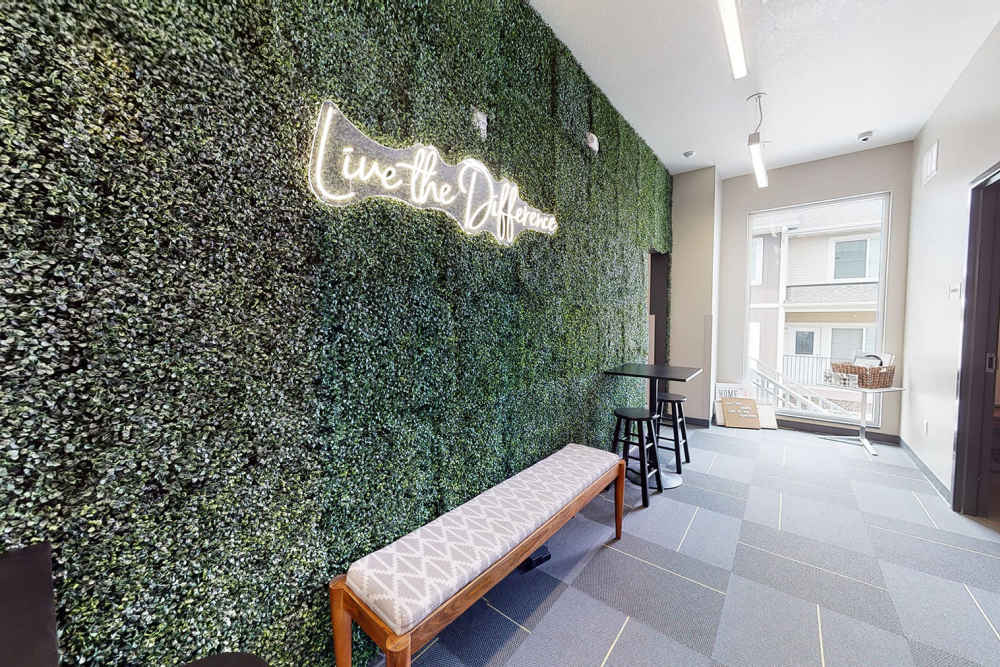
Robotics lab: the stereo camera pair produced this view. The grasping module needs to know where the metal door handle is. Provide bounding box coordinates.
[988,353,997,372]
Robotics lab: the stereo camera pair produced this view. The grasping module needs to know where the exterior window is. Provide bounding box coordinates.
[831,328,864,361]
[795,330,815,355]
[834,239,868,279]
[751,237,764,286]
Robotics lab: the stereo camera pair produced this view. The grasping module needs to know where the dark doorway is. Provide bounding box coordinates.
[954,165,1000,515]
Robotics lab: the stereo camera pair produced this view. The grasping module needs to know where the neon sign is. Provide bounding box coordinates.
[308,101,558,245]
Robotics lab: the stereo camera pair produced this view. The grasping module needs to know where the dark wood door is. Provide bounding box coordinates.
[955,171,1000,515]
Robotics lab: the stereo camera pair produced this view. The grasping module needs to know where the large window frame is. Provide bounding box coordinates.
[747,192,891,428]
[828,233,880,283]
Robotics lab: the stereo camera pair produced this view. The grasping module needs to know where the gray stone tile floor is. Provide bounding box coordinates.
[377,426,1000,666]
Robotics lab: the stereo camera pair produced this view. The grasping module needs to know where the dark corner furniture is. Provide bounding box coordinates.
[611,407,664,507]
[656,392,690,471]
[604,363,702,492]
[0,542,58,667]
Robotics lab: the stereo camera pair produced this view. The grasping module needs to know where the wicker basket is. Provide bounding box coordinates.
[830,362,895,389]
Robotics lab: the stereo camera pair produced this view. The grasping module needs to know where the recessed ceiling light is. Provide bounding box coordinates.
[857,130,874,143]
[717,0,748,79]
[683,150,696,158]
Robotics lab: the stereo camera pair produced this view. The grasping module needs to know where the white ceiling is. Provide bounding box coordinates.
[528,0,1000,178]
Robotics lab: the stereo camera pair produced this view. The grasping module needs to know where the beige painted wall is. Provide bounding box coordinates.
[719,142,913,435]
[902,23,1000,489]
[668,166,721,421]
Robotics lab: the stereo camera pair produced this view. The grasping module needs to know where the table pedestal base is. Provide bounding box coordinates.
[820,434,879,457]
[624,469,683,491]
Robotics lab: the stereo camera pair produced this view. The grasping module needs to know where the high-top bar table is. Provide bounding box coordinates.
[604,363,703,489]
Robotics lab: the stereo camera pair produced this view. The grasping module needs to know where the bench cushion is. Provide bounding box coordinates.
[346,443,619,635]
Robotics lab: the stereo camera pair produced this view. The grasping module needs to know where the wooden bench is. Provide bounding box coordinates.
[329,443,625,666]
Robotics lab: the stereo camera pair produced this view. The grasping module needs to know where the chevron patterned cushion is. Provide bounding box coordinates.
[345,443,619,635]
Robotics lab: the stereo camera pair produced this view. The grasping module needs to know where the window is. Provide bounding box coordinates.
[831,328,864,361]
[750,237,764,286]
[834,239,868,279]
[795,330,815,355]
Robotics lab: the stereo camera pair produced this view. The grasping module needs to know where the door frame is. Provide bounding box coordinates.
[954,163,1000,514]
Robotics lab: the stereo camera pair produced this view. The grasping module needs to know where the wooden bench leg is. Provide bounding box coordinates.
[329,577,352,667]
[385,635,412,667]
[615,459,625,539]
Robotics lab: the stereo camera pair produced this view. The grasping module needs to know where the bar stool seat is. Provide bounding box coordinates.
[656,392,690,470]
[614,407,656,420]
[610,407,662,507]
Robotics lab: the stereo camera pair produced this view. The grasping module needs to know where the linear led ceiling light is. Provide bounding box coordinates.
[747,92,768,189]
[717,0,748,79]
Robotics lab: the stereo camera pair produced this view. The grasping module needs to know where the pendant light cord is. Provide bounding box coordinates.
[753,94,764,134]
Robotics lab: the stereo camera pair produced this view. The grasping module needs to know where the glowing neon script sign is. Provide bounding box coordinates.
[308,101,558,245]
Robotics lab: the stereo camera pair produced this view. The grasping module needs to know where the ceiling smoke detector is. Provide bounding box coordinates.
[857,130,874,143]
[683,150,696,158]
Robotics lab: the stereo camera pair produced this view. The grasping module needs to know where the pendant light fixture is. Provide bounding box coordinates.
[747,92,768,188]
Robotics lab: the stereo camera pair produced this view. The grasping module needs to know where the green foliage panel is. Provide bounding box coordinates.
[0,0,671,664]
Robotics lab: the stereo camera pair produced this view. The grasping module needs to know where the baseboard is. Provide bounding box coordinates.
[900,437,954,503]
[685,416,710,428]
[774,418,901,444]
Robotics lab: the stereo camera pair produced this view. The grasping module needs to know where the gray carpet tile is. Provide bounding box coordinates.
[739,521,887,588]
[386,426,1000,666]
[572,543,727,655]
[881,562,1000,665]
[684,431,760,458]
[677,506,742,570]
[777,491,874,554]
[664,481,747,518]
[751,467,861,509]
[612,531,732,593]
[483,567,567,632]
[853,480,935,526]
[698,451,756,484]
[754,459,852,494]
[783,443,848,472]
[915,492,1000,544]
[818,605,915,667]
[678,469,750,499]
[503,587,625,667]
[412,640,466,667]
[967,585,1000,639]
[711,575,822,667]
[434,600,530,667]
[908,640,983,667]
[732,541,903,633]
[840,456,930,480]
[619,494,697,550]
[603,616,715,667]
[880,561,1000,666]
[851,467,939,493]
[869,522,1000,594]
[535,512,614,584]
[864,511,1000,557]
[865,444,920,468]
[681,447,719,473]
[743,485,781,528]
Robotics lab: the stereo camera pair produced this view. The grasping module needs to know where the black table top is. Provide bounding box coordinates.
[604,363,703,382]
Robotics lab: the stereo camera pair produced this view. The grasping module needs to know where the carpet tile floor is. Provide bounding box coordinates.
[373,427,1000,666]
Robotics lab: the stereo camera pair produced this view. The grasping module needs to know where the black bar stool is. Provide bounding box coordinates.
[656,392,690,473]
[610,407,663,507]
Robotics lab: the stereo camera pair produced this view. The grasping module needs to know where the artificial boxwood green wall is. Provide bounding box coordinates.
[1,0,671,663]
